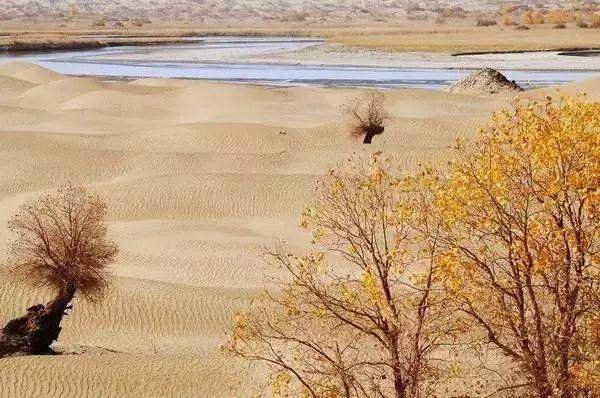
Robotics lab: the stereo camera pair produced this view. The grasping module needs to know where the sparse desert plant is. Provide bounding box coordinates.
[553,22,567,29]
[344,90,389,144]
[591,14,600,28]
[431,96,600,397]
[0,185,118,358]
[476,18,497,26]
[577,17,590,28]
[66,1,79,21]
[92,15,106,27]
[227,154,454,398]
[548,9,576,24]
[522,10,544,25]
[289,11,310,22]
[500,13,513,26]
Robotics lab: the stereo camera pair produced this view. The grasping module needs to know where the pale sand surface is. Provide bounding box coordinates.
[70,41,600,71]
[0,62,599,397]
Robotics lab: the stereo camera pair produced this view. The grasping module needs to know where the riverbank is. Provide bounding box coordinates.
[2,22,600,54]
[2,38,597,89]
[0,37,193,52]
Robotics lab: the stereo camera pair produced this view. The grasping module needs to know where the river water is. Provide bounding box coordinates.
[1,37,597,89]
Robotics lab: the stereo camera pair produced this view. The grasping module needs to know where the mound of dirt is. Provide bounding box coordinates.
[448,68,524,95]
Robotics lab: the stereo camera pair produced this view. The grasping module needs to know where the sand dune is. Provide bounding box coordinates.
[20,77,105,105]
[0,62,63,84]
[0,64,596,397]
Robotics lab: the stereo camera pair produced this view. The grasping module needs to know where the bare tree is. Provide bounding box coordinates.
[227,154,455,398]
[345,90,390,144]
[0,185,118,357]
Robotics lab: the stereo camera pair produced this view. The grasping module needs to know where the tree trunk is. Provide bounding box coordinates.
[363,133,374,144]
[393,365,407,398]
[0,282,76,358]
[389,338,407,398]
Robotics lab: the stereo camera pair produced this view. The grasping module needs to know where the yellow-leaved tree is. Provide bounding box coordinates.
[433,95,600,397]
[227,94,600,397]
[226,154,456,398]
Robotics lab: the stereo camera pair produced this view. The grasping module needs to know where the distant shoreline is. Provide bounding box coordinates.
[0,37,197,53]
[4,33,600,62]
[0,31,310,54]
[453,47,600,57]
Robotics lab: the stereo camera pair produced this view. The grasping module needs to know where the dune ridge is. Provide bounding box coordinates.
[0,63,598,397]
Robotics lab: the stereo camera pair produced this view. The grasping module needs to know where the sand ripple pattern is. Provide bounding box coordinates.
[0,62,577,397]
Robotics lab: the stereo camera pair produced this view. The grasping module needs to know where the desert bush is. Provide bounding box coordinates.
[553,22,567,29]
[344,90,389,144]
[432,96,600,397]
[515,24,530,30]
[0,185,118,357]
[576,17,590,28]
[92,15,106,27]
[522,10,545,24]
[289,11,310,22]
[591,14,600,28]
[548,9,577,24]
[500,14,513,26]
[476,18,497,26]
[227,154,454,398]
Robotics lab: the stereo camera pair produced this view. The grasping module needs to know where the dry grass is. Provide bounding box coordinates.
[319,24,600,53]
[1,21,600,54]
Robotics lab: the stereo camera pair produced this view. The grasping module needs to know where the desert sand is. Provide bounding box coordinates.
[0,62,599,397]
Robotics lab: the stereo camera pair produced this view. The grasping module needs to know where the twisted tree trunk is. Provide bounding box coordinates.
[0,282,76,358]
[362,124,384,144]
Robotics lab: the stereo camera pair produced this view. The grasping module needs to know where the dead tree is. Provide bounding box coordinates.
[0,185,118,357]
[345,90,389,144]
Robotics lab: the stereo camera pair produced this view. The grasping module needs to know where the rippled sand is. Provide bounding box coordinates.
[0,62,598,397]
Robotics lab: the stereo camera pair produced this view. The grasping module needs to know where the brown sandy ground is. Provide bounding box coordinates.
[0,62,598,397]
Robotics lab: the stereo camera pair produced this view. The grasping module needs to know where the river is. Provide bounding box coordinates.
[1,37,598,89]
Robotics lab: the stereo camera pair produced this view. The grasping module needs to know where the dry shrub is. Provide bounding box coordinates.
[8,185,118,301]
[1,185,118,357]
[344,90,389,144]
[576,16,590,28]
[522,10,545,25]
[476,18,497,26]
[500,14,513,26]
[547,9,576,24]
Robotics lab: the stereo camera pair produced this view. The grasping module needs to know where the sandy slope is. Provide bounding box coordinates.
[0,61,594,397]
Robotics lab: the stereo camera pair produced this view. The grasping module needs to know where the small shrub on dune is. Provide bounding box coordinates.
[344,90,389,144]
